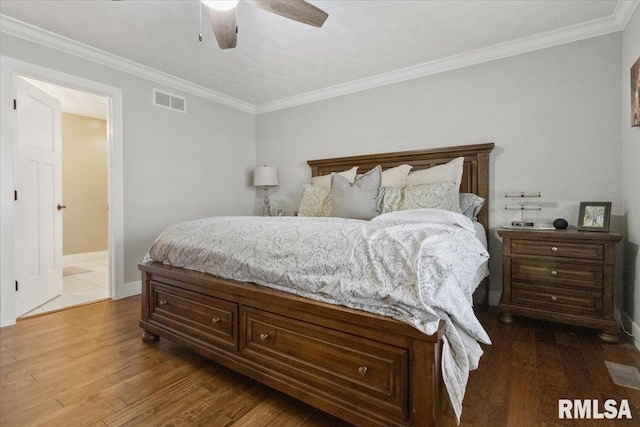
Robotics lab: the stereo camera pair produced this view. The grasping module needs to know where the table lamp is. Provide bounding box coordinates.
[254,166,279,216]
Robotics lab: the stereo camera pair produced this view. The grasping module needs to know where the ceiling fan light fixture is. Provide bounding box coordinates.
[202,0,239,11]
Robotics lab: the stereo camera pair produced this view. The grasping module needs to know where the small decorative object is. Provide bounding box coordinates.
[276,209,285,216]
[632,56,640,127]
[578,202,611,232]
[253,166,279,216]
[504,192,541,227]
[553,218,568,230]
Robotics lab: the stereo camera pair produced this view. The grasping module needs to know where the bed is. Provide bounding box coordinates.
[139,142,494,427]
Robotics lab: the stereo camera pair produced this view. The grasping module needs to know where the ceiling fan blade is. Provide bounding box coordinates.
[209,7,237,49]
[246,0,328,27]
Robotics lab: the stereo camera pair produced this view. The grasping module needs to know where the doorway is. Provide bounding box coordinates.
[16,77,111,317]
[0,56,124,327]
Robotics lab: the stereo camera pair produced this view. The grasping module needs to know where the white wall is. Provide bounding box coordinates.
[0,34,256,287]
[621,5,640,346]
[256,33,623,303]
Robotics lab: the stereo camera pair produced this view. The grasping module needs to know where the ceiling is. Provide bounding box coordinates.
[0,1,635,113]
[23,77,109,120]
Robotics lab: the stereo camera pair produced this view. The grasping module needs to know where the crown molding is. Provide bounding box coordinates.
[256,1,636,114]
[0,14,256,114]
[615,0,640,29]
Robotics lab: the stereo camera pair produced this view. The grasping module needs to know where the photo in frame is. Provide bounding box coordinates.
[577,202,611,232]
[633,56,640,127]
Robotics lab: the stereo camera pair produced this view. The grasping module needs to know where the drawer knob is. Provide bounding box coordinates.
[550,270,558,276]
[212,317,220,324]
[550,296,558,302]
[259,333,269,341]
[358,366,368,376]
[551,246,558,252]
[159,300,168,306]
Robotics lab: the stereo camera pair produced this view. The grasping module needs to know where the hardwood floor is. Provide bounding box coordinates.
[1,296,639,426]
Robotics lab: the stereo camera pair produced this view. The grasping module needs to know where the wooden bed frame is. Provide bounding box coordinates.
[139,142,494,427]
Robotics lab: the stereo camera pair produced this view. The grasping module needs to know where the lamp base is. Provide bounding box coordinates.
[262,187,271,216]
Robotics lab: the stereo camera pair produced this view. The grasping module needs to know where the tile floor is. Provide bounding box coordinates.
[21,257,110,317]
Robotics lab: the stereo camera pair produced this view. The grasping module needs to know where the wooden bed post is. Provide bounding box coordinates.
[410,338,442,427]
[140,270,159,342]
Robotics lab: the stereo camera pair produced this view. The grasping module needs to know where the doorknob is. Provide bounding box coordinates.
[57,204,67,211]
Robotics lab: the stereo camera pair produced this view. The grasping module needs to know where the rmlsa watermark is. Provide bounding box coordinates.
[559,399,632,420]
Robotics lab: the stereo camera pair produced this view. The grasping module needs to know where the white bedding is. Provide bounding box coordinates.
[144,213,490,422]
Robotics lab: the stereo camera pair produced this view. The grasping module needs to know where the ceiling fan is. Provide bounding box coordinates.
[114,0,328,50]
[204,0,328,49]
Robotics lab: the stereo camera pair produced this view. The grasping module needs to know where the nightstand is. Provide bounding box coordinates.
[497,229,622,343]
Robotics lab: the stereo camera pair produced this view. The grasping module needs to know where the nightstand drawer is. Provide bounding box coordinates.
[512,283,602,316]
[511,239,603,260]
[512,260,603,289]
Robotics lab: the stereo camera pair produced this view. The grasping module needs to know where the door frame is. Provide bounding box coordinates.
[1,56,124,326]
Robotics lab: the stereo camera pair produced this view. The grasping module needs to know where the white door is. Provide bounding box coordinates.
[15,78,63,316]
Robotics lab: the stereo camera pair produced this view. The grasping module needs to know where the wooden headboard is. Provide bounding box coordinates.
[307,143,495,231]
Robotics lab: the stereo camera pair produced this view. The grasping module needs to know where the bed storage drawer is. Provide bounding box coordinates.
[240,307,409,420]
[149,281,238,351]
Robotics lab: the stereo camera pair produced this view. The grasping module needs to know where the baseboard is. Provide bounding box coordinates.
[116,280,141,299]
[63,250,108,264]
[621,311,640,351]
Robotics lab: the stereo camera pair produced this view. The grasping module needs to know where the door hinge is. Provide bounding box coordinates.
[15,281,18,291]
[14,190,17,201]
[13,99,16,110]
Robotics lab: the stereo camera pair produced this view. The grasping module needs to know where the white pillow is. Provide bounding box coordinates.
[401,181,459,212]
[405,157,464,212]
[381,164,413,188]
[459,193,485,220]
[311,166,358,189]
[380,187,404,213]
[405,157,464,188]
[298,185,331,217]
[372,208,475,232]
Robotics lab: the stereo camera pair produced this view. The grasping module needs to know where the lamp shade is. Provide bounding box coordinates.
[254,166,279,187]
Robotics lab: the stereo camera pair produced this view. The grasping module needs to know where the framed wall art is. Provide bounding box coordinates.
[633,56,640,127]
[577,202,611,232]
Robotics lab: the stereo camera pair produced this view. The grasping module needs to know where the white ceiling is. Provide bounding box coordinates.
[0,1,635,112]
[23,77,109,120]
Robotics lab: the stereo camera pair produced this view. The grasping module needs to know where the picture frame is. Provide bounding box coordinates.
[577,202,611,232]
[632,56,640,127]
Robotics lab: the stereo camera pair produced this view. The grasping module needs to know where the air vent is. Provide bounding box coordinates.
[153,89,186,113]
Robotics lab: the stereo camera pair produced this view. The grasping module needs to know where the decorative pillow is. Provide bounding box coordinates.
[405,157,464,187]
[311,166,358,189]
[298,185,331,217]
[459,193,485,220]
[381,164,413,188]
[405,157,464,212]
[400,181,458,212]
[330,165,382,220]
[380,186,404,214]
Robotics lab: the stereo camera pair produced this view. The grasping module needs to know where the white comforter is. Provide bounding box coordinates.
[144,213,491,422]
